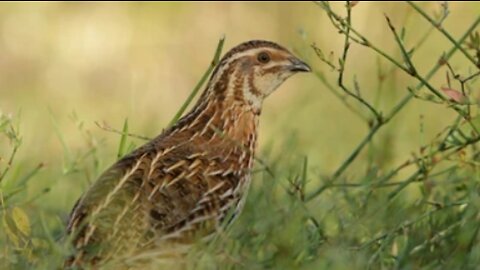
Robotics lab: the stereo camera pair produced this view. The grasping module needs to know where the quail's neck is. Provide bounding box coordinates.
[162,97,259,178]
[170,97,259,145]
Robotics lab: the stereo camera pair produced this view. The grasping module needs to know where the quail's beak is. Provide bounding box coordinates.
[288,57,311,72]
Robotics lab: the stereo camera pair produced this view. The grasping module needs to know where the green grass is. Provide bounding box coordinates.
[1,2,480,269]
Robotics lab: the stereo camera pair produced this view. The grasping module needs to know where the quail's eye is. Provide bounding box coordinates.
[257,52,270,63]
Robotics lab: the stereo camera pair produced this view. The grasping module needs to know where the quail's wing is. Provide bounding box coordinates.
[65,140,231,263]
[66,150,156,263]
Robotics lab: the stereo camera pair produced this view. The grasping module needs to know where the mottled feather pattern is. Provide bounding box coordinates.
[65,40,310,268]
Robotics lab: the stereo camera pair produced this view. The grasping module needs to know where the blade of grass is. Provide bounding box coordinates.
[48,108,72,173]
[117,118,129,159]
[4,163,44,201]
[167,36,226,128]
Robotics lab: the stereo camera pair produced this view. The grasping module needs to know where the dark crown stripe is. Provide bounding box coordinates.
[220,40,287,62]
[210,40,288,79]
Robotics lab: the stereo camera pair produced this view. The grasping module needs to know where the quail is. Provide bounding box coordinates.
[65,40,311,267]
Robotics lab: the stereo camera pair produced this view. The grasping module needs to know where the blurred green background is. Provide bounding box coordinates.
[1,2,480,269]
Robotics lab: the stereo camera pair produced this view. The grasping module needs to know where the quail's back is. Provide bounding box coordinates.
[65,40,311,267]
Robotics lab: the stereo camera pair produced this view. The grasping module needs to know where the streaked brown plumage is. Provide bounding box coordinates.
[65,40,311,268]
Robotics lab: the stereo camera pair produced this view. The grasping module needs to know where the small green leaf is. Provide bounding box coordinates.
[11,206,31,237]
[3,214,20,248]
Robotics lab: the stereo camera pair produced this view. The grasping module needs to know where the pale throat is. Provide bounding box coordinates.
[242,68,290,114]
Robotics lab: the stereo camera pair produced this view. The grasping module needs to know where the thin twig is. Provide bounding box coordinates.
[306,8,480,202]
[352,203,460,250]
[407,1,480,68]
[95,121,151,141]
